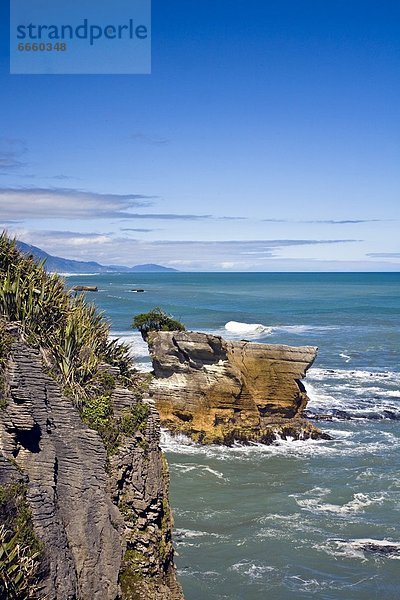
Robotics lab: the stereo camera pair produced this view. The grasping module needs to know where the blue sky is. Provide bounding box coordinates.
[0,0,399,270]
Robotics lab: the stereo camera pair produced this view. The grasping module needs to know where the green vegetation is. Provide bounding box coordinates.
[120,403,150,436]
[0,235,158,594]
[0,526,39,600]
[82,397,150,455]
[0,233,151,453]
[0,233,132,406]
[82,394,121,454]
[0,482,43,599]
[119,548,147,598]
[132,307,185,341]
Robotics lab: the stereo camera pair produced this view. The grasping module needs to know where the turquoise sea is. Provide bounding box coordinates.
[67,272,400,599]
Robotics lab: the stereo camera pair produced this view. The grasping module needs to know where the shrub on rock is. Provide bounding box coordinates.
[132,307,185,341]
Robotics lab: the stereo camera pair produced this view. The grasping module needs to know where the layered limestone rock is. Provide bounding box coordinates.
[148,331,328,444]
[0,328,184,600]
[109,389,183,600]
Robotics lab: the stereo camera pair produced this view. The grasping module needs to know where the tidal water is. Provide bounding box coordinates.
[66,272,400,599]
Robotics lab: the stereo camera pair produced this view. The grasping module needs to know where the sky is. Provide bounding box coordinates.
[0,0,399,271]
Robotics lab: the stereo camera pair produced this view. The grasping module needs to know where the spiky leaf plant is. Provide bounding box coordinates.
[0,524,40,599]
[0,233,133,406]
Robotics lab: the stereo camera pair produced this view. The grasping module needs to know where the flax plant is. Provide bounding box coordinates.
[0,233,132,406]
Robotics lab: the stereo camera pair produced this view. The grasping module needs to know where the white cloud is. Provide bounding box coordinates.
[8,229,365,270]
[68,235,112,246]
[0,187,153,219]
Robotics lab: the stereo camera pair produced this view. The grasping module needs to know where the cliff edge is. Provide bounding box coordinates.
[0,328,184,600]
[148,331,328,444]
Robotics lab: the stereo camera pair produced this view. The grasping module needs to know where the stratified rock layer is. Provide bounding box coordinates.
[148,331,326,444]
[0,330,184,600]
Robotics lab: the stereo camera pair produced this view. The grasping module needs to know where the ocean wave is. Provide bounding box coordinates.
[319,538,400,561]
[256,512,323,541]
[110,330,152,372]
[165,427,400,459]
[221,322,339,339]
[228,560,377,592]
[174,528,229,548]
[60,272,100,277]
[291,487,386,516]
[224,321,272,336]
[355,468,400,489]
[305,368,400,421]
[173,507,234,523]
[172,462,227,481]
[175,528,225,539]
[284,573,377,593]
[308,367,400,385]
[228,560,278,581]
[160,428,333,459]
[160,428,394,461]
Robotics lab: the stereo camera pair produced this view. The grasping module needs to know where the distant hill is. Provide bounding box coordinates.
[16,241,178,273]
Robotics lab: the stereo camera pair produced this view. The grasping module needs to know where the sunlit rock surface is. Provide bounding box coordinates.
[148,331,328,445]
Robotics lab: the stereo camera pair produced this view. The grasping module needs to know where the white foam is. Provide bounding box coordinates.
[224,321,272,336]
[173,464,197,474]
[201,466,226,480]
[305,368,400,420]
[284,573,377,593]
[292,488,386,515]
[172,462,227,480]
[228,560,377,591]
[308,367,400,385]
[304,381,338,410]
[160,429,361,460]
[110,330,152,372]
[256,512,323,541]
[229,560,277,581]
[60,272,99,277]
[320,538,400,561]
[176,567,221,579]
[175,528,225,540]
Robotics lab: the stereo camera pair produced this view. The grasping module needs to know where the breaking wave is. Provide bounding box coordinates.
[291,487,386,516]
[319,538,400,561]
[305,367,400,421]
[224,321,272,336]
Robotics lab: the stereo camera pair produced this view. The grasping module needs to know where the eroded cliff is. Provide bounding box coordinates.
[148,331,328,444]
[0,328,184,600]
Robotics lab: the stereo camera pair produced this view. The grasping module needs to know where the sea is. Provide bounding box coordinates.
[66,272,400,600]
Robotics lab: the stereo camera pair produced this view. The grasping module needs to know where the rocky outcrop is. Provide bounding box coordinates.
[148,331,328,444]
[109,389,183,600]
[0,328,184,600]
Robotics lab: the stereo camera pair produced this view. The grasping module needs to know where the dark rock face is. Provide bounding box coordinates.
[109,390,184,600]
[148,331,328,444]
[0,334,183,600]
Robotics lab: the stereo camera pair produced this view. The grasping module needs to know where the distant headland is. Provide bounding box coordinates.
[16,240,178,274]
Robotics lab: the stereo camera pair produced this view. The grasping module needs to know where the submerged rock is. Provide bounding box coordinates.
[361,542,400,556]
[342,539,400,557]
[148,331,329,445]
[71,285,98,292]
